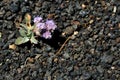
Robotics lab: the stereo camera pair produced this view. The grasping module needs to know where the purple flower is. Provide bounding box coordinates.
[36,23,46,29]
[33,17,57,39]
[34,16,42,23]
[45,20,57,30]
[42,31,52,39]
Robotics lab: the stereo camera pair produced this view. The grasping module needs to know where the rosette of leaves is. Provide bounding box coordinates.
[15,14,38,45]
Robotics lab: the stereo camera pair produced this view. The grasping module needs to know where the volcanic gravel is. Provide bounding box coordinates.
[0,0,120,80]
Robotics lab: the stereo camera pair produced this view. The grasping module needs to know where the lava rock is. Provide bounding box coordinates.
[9,2,19,13]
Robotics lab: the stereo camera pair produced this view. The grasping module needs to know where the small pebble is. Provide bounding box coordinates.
[63,53,70,59]
[89,20,94,24]
[113,6,117,13]
[82,4,86,9]
[111,66,115,70]
[27,57,34,63]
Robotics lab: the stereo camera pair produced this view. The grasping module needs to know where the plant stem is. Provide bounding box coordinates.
[56,36,71,55]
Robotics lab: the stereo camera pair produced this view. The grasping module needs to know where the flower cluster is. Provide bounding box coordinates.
[15,14,57,45]
[34,16,57,39]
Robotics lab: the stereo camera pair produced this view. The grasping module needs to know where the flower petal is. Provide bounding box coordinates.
[36,23,46,29]
[42,31,52,39]
[45,20,57,30]
[34,16,42,23]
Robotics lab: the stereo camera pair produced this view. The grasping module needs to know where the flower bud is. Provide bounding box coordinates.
[25,13,31,27]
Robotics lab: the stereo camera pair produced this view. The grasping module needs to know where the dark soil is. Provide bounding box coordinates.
[0,0,120,80]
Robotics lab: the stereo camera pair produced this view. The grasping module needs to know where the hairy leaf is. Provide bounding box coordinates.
[30,33,38,44]
[15,37,29,45]
[19,28,27,37]
[20,23,27,30]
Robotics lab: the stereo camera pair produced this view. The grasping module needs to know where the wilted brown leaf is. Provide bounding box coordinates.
[14,15,22,28]
[9,44,16,50]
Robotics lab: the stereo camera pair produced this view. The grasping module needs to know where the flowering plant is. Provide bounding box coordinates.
[15,13,57,45]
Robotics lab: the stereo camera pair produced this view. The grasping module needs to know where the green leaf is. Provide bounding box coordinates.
[15,37,23,45]
[30,33,38,44]
[15,37,29,45]
[31,26,35,30]
[19,28,27,37]
[20,23,28,30]
[27,30,32,37]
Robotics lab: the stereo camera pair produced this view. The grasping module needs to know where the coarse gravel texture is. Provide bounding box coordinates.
[0,0,120,80]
